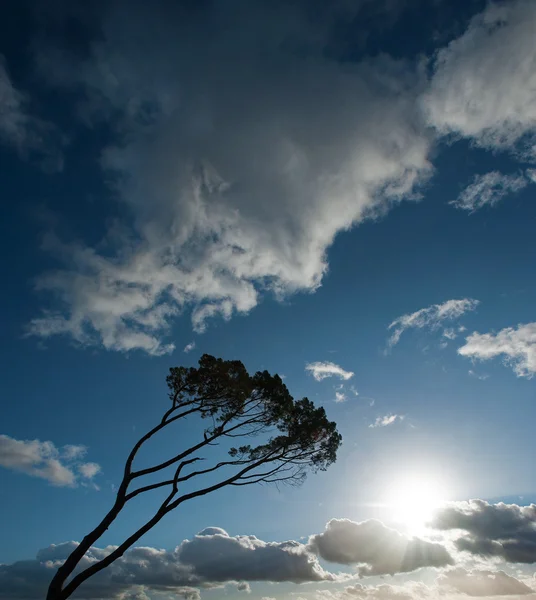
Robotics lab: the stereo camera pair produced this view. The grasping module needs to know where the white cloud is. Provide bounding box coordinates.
[0,434,101,487]
[368,414,403,428]
[27,2,433,354]
[422,0,536,158]
[306,362,354,382]
[387,299,479,348]
[343,582,433,600]
[438,568,534,596]
[78,462,101,479]
[458,323,536,378]
[341,570,534,600]
[452,171,529,213]
[183,341,196,353]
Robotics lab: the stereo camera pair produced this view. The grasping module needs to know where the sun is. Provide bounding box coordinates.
[384,474,448,535]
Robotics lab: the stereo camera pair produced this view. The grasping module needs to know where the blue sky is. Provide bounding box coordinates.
[2,1,536,600]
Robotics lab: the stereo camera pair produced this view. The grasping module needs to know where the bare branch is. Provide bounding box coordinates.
[131,414,261,479]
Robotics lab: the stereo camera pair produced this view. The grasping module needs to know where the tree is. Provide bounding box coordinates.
[46,354,342,600]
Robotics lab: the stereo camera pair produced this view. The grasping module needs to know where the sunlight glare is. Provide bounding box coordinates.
[385,475,447,535]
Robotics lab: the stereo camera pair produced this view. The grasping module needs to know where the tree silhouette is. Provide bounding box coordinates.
[47,354,342,600]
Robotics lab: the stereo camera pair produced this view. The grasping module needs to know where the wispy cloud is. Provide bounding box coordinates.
[306,362,354,382]
[452,171,529,213]
[334,391,347,403]
[387,299,479,348]
[468,369,489,381]
[369,414,404,428]
[183,341,196,353]
[0,55,64,171]
[458,323,536,378]
[0,434,101,487]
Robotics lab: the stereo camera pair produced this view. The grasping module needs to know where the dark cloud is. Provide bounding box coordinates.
[308,518,453,576]
[0,542,199,600]
[177,528,334,583]
[432,500,536,564]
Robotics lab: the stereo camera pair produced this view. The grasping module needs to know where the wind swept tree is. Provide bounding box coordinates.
[47,354,342,600]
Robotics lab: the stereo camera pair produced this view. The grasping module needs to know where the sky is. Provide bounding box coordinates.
[1,0,536,599]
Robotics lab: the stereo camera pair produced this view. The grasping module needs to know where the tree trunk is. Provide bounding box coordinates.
[45,497,126,600]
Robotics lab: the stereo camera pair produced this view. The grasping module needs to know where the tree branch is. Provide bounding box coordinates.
[59,451,281,599]
[131,414,260,479]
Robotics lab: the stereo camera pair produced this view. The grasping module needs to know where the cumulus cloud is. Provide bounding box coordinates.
[387,299,479,348]
[0,528,336,599]
[0,542,201,600]
[452,171,529,213]
[308,518,453,576]
[183,341,196,353]
[0,434,100,487]
[432,499,536,564]
[458,323,536,378]
[0,56,63,170]
[176,527,334,584]
[306,362,354,382]
[10,521,535,600]
[438,568,534,596]
[422,0,536,158]
[368,414,404,428]
[27,0,433,354]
